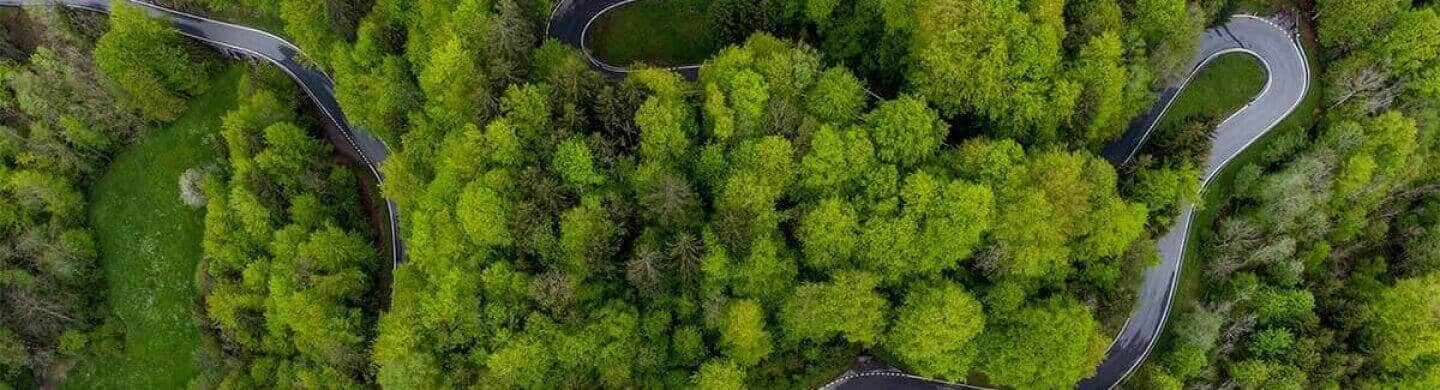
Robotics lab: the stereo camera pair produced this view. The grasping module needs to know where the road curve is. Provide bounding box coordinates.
[818,14,1309,390]
[0,0,405,268]
[547,0,702,79]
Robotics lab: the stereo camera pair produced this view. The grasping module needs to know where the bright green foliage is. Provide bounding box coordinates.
[360,30,1156,389]
[419,38,488,127]
[1247,328,1295,356]
[1253,289,1315,326]
[863,95,945,167]
[975,298,1109,389]
[552,138,605,188]
[559,196,618,279]
[799,126,875,197]
[1368,273,1440,369]
[1069,31,1134,149]
[1228,359,1306,390]
[806,67,866,123]
[254,122,328,192]
[637,97,692,164]
[886,282,985,380]
[779,271,888,345]
[94,1,213,121]
[911,0,1079,144]
[1316,0,1406,49]
[198,71,377,386]
[720,299,773,367]
[694,359,746,390]
[279,0,336,66]
[456,180,511,247]
[797,198,859,270]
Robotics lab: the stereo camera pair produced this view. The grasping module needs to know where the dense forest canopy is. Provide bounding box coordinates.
[1,6,151,386]
[0,0,1438,389]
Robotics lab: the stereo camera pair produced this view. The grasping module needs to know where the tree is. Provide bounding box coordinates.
[551,137,605,188]
[693,359,746,390]
[779,271,887,345]
[910,0,1079,143]
[94,1,213,121]
[419,38,490,127]
[254,122,328,192]
[1069,31,1132,148]
[456,180,511,247]
[975,298,1109,389]
[1254,289,1315,326]
[636,97,691,165]
[280,0,339,66]
[862,95,945,167]
[1368,272,1440,370]
[1316,0,1406,50]
[806,67,866,124]
[885,282,985,380]
[1247,328,1295,356]
[719,299,773,367]
[797,198,859,270]
[558,196,617,280]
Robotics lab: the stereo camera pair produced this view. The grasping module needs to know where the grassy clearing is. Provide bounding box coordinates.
[1155,54,1267,133]
[63,66,242,390]
[585,0,719,67]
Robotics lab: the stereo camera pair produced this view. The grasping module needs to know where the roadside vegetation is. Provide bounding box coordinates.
[64,66,240,390]
[192,64,379,388]
[1,3,213,387]
[587,0,720,67]
[1131,1,1440,388]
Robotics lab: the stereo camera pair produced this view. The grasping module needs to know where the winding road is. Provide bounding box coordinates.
[0,0,405,268]
[820,14,1310,390]
[1,0,1309,388]
[549,2,1310,388]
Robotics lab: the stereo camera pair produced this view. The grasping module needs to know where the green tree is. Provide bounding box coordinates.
[910,0,1079,143]
[456,180,511,247]
[1316,0,1405,50]
[94,1,213,121]
[797,198,859,270]
[552,137,605,188]
[885,282,985,380]
[806,67,866,124]
[719,299,773,367]
[779,271,888,345]
[863,95,945,167]
[1368,272,1440,369]
[693,359,747,390]
[975,298,1109,389]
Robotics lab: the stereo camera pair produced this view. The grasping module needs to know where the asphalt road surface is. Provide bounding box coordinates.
[0,0,405,268]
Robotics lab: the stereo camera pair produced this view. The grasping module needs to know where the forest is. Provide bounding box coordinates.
[0,0,1436,389]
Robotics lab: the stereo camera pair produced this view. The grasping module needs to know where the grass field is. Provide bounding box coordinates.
[585,0,719,68]
[63,66,241,390]
[1154,54,1267,133]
